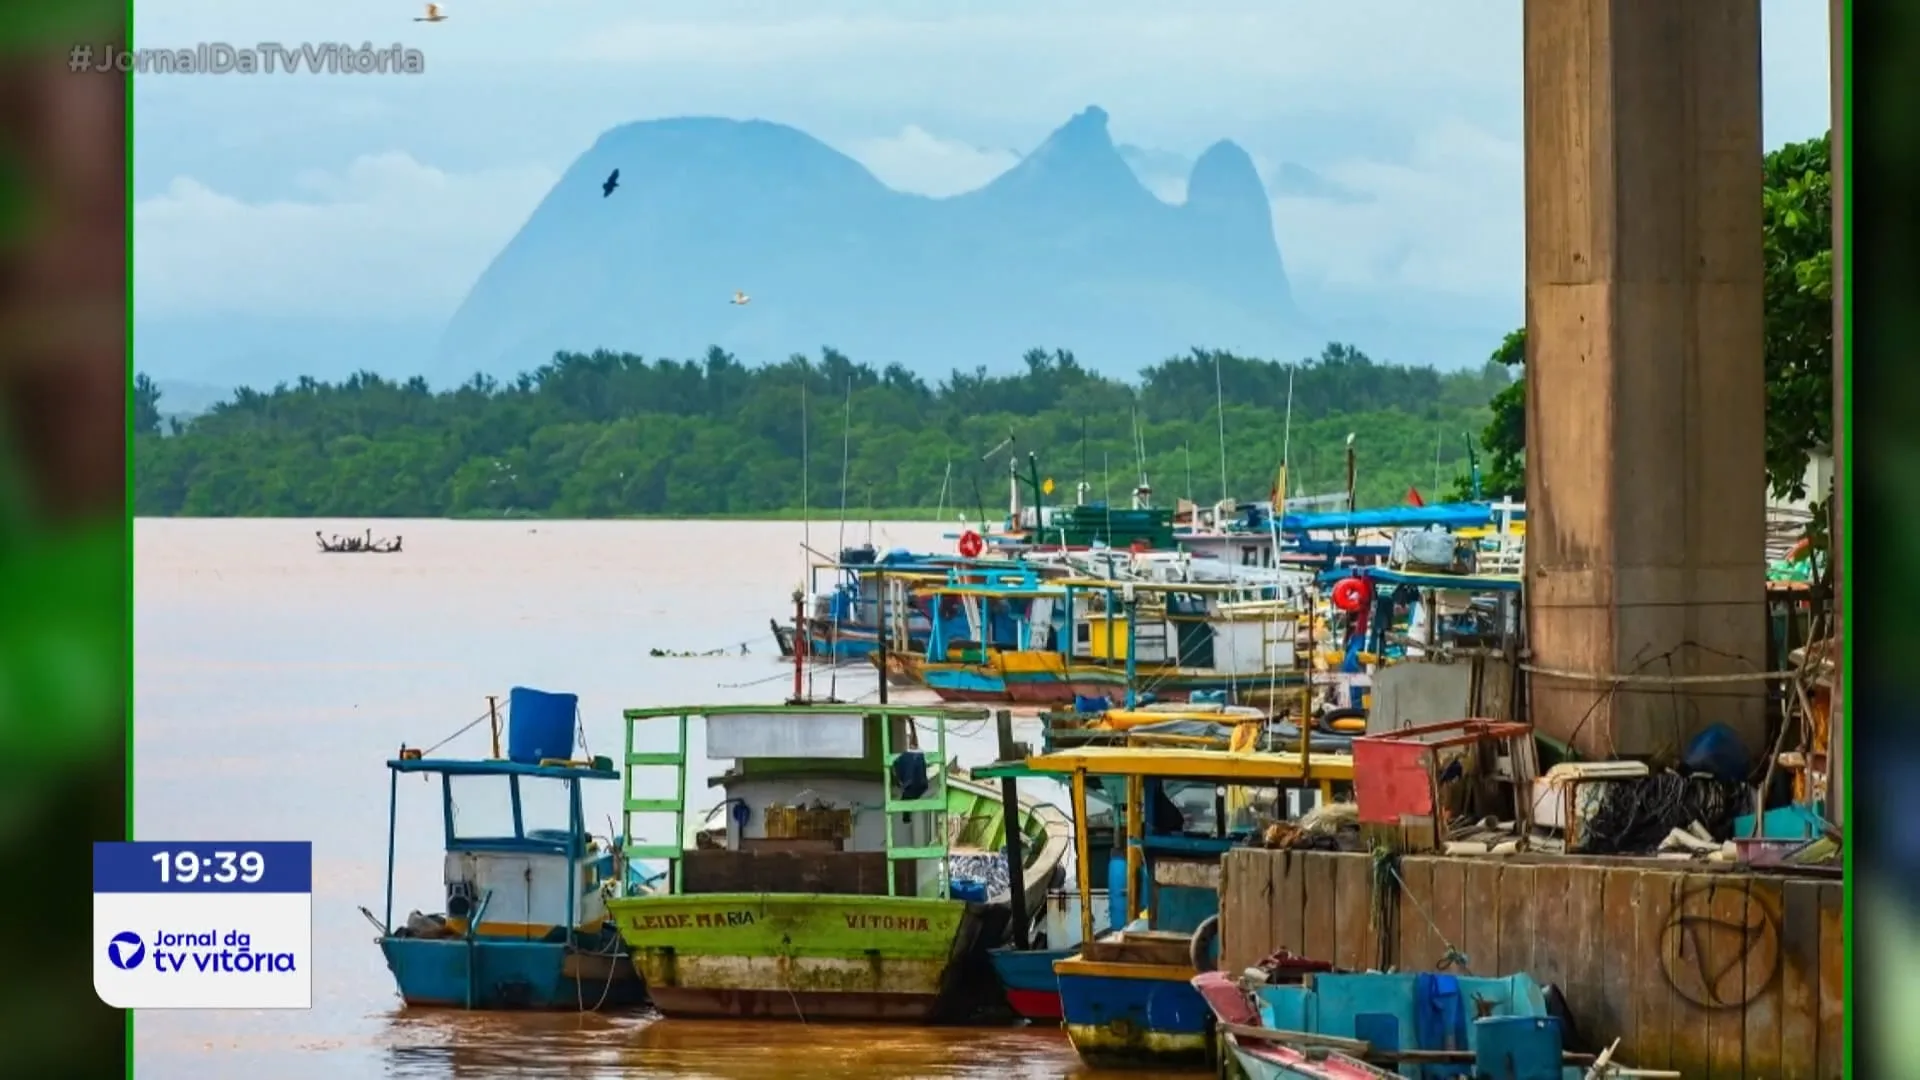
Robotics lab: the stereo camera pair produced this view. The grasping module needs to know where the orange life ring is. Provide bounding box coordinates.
[958,530,985,558]
[1331,577,1370,614]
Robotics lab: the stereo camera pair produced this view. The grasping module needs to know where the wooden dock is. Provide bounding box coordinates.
[1217,849,1844,1079]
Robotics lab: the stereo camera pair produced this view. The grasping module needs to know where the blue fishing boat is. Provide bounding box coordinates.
[1020,745,1356,1070]
[1206,970,1601,1079]
[370,688,651,1011]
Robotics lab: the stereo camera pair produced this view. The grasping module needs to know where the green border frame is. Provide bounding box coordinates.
[1837,2,1853,1077]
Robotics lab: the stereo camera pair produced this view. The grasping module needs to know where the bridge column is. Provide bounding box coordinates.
[1522,0,1767,758]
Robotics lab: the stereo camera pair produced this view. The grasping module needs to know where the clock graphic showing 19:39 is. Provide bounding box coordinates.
[92,841,312,1009]
[151,847,268,885]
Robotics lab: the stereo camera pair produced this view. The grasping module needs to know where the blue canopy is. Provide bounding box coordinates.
[1282,501,1525,533]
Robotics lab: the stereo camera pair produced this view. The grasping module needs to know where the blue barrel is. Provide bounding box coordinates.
[507,687,577,765]
[1472,1016,1562,1080]
[1106,849,1131,929]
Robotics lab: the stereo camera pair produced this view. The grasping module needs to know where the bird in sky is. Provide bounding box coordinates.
[602,169,619,198]
[415,3,446,21]
[731,291,751,305]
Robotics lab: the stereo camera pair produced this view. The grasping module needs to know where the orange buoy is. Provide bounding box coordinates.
[958,530,985,558]
[1331,577,1371,614]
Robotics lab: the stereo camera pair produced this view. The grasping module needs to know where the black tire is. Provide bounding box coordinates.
[1189,914,1220,973]
[1319,706,1368,733]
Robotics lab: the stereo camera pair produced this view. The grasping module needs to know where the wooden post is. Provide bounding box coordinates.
[1071,768,1094,948]
[791,589,807,704]
[995,708,1030,949]
[1126,774,1145,927]
[877,570,890,706]
[486,695,501,759]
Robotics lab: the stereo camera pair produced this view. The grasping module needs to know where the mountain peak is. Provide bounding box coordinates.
[982,105,1143,204]
[1186,139,1267,214]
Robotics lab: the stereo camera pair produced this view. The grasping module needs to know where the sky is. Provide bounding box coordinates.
[131,0,1834,375]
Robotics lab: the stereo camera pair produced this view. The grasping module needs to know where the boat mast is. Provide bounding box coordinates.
[1213,352,1229,505]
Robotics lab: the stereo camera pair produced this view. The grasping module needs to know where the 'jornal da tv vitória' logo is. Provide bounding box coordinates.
[106,929,297,973]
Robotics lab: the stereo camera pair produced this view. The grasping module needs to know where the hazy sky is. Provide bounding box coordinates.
[132,0,1833,360]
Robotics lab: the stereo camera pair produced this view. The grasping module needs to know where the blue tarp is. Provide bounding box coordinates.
[1281,501,1525,533]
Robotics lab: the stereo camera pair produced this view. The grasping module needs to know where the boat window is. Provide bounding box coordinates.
[517,776,575,841]
[1159,781,1220,836]
[446,775,517,842]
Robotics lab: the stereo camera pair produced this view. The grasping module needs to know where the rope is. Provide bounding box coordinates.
[1522,663,1798,686]
[416,695,509,757]
[1382,857,1471,974]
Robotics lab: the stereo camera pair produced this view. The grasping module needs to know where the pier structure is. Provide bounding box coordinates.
[1521,0,1770,757]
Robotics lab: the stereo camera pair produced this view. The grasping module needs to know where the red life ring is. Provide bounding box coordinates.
[958,530,985,558]
[1331,577,1370,614]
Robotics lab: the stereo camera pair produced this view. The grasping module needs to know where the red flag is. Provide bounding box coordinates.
[1406,486,1425,507]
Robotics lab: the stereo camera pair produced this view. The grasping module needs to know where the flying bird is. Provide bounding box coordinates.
[602,169,619,198]
[731,291,750,305]
[415,3,446,21]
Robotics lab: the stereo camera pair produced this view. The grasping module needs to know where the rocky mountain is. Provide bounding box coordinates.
[434,106,1312,380]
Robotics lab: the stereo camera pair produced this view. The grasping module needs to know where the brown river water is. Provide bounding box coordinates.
[134,519,1154,1078]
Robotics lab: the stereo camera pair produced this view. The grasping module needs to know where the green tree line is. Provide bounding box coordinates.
[134,344,1510,518]
[1455,133,1835,513]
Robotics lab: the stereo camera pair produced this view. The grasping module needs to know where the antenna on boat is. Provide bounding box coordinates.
[832,375,853,702]
[935,459,952,520]
[801,378,811,586]
[1213,351,1229,504]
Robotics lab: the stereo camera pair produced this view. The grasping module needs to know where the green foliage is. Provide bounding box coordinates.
[135,344,1509,518]
[1761,132,1834,500]
[1453,133,1834,504]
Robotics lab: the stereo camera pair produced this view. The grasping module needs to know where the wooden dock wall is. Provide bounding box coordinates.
[1217,850,1845,1079]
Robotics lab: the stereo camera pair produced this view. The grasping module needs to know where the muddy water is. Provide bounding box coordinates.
[134,519,1158,1078]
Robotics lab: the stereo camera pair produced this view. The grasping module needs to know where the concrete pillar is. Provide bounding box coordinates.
[1826,0,1844,826]
[1522,0,1767,758]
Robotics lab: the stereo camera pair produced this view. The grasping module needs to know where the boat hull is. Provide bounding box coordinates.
[608,892,985,1022]
[995,650,1307,706]
[988,945,1074,1021]
[1055,962,1214,1070]
[378,934,649,1011]
[919,661,1011,703]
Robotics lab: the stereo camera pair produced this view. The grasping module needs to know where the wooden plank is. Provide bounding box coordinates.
[1458,859,1503,982]
[1495,863,1537,978]
[1596,868,1641,1064]
[1633,869,1683,1072]
[1274,849,1306,955]
[1778,879,1821,1079]
[1705,876,1749,1079]
[1395,856,1433,971]
[1560,864,1606,1053]
[1815,883,1843,1079]
[1529,863,1571,990]
[1332,853,1371,971]
[1426,857,1466,972]
[1743,876,1785,1080]
[1222,851,1272,974]
[1661,874,1717,1076]
[1301,852,1338,964]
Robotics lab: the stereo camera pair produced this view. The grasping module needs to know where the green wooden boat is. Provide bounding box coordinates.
[607,703,1072,1022]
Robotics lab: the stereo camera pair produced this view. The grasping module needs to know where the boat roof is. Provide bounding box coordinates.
[1020,745,1355,782]
[1283,501,1526,533]
[386,757,619,781]
[1318,565,1523,593]
[622,702,992,722]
